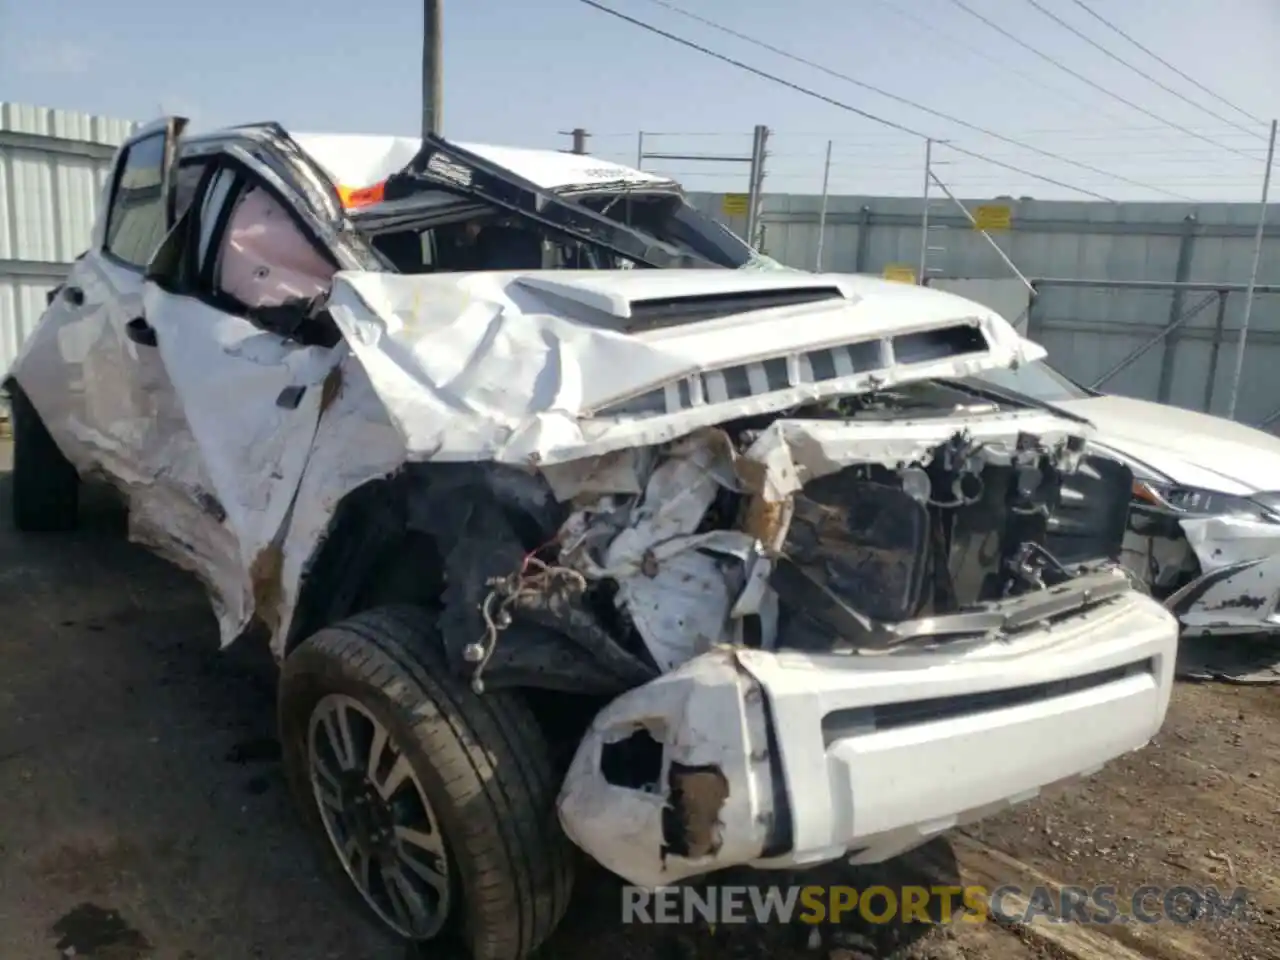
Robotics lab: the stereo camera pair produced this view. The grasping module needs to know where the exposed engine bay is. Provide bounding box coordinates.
[390,382,1137,695]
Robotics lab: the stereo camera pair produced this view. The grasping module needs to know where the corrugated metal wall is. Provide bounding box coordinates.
[0,103,136,375]
[691,190,1280,423]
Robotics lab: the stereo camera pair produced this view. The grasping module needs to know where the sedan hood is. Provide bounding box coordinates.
[327,268,1049,466]
[1054,394,1280,494]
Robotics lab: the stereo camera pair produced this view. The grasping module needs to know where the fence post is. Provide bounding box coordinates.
[918,138,932,285]
[1155,214,1199,404]
[1202,289,1229,413]
[854,206,872,273]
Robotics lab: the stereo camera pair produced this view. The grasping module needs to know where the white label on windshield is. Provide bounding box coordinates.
[426,153,473,187]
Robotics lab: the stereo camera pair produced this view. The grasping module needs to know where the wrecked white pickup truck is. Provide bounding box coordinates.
[6,118,1177,959]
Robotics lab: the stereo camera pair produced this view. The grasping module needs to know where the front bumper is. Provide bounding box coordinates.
[557,590,1176,889]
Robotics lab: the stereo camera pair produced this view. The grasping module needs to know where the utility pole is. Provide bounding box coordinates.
[1227,118,1277,420]
[422,0,443,137]
[558,128,590,155]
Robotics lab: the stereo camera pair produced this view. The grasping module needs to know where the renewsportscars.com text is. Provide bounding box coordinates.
[621,883,1250,926]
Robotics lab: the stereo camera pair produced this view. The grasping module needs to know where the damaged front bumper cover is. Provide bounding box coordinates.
[1126,512,1280,636]
[1170,516,1280,635]
[558,589,1176,889]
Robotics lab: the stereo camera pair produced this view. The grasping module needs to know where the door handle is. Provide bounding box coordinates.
[63,285,84,306]
[126,316,157,347]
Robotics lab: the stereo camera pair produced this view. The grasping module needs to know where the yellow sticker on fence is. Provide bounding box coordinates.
[882,264,917,284]
[721,193,750,216]
[973,204,1012,231]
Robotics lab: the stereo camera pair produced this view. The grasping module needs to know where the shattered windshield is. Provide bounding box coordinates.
[351,136,798,276]
[576,192,751,269]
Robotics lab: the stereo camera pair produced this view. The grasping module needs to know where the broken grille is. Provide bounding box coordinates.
[595,323,990,419]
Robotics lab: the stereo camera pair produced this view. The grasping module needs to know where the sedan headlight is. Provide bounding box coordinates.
[1132,479,1280,524]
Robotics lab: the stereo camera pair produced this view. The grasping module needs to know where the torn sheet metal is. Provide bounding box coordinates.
[272,353,410,655]
[557,648,775,888]
[739,413,1090,501]
[555,413,1092,672]
[556,432,761,670]
[141,287,343,642]
[12,253,1063,665]
[326,270,1047,468]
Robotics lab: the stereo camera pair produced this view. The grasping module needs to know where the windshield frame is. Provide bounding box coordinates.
[349,135,719,270]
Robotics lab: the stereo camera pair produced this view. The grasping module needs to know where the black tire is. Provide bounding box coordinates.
[278,605,575,960]
[8,383,79,532]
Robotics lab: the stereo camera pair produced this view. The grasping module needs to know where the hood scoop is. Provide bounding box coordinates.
[624,287,845,332]
[514,271,854,329]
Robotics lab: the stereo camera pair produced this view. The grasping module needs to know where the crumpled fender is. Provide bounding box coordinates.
[1170,516,1280,633]
[557,648,778,889]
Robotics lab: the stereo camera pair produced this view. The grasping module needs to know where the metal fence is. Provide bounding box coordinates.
[1023,278,1279,420]
[0,103,136,375]
[691,190,1280,425]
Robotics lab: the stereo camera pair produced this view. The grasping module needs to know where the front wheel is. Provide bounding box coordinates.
[278,605,575,960]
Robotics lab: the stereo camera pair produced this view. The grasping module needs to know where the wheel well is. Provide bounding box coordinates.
[281,477,410,657]
[283,462,659,707]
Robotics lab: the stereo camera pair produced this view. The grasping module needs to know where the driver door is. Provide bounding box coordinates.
[138,145,345,638]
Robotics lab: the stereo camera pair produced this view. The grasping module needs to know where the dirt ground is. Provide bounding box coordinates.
[1,439,1278,960]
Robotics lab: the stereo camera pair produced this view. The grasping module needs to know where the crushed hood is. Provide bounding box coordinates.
[326,268,1048,467]
[1055,394,1280,494]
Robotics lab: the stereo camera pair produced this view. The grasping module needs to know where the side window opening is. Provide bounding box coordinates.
[154,157,342,349]
[104,133,169,269]
[173,160,211,221]
[211,178,336,311]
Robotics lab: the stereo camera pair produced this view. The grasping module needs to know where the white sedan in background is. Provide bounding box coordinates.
[973,360,1280,641]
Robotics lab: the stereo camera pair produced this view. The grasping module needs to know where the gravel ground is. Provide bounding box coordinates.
[0,439,1276,960]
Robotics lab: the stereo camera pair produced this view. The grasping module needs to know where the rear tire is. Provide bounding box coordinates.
[8,383,79,532]
[278,605,574,960]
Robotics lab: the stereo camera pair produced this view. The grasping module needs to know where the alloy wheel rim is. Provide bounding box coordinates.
[307,693,451,939]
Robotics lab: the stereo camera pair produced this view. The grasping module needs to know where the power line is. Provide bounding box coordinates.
[770,126,1268,139]
[945,0,1257,162]
[1020,0,1263,140]
[1068,0,1266,128]
[619,0,1190,201]
[857,0,1127,125]
[576,0,1121,201]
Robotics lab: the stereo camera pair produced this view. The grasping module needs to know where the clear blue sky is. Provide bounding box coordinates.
[2,0,1277,200]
